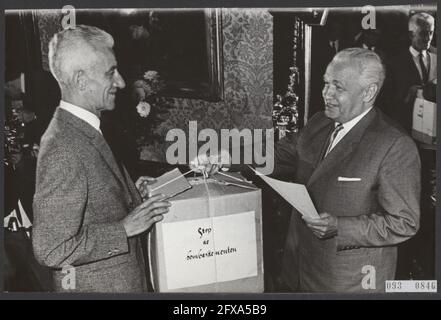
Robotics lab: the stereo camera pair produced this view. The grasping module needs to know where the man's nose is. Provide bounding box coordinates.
[323,86,333,99]
[114,70,126,89]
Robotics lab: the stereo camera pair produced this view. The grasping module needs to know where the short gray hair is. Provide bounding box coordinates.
[409,12,435,32]
[332,47,386,90]
[48,25,114,86]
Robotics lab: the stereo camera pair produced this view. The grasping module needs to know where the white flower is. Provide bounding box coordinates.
[136,101,151,118]
[143,71,159,81]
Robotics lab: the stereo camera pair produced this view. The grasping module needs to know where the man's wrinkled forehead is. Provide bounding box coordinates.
[325,59,357,80]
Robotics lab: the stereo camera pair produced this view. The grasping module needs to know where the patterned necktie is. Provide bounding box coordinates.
[323,123,344,159]
[419,52,429,84]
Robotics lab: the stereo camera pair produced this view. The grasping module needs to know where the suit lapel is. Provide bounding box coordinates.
[55,108,133,201]
[307,108,377,187]
[122,165,143,206]
[406,51,424,85]
[428,51,436,80]
[300,114,335,168]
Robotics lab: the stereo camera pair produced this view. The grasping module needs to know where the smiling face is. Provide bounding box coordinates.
[322,60,367,124]
[82,47,126,115]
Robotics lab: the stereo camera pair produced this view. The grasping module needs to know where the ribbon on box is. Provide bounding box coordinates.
[188,150,231,178]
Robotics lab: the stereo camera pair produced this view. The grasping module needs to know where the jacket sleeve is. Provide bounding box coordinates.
[271,133,299,178]
[336,135,421,248]
[32,141,129,268]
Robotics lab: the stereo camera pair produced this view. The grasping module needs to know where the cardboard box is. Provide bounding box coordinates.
[149,174,263,292]
[412,96,437,145]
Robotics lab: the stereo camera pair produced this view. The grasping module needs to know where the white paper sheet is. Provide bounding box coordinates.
[251,166,319,219]
[160,211,258,290]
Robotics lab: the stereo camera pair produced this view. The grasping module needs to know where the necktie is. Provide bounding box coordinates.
[323,123,344,159]
[419,52,429,84]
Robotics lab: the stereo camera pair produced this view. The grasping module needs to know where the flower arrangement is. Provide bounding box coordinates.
[272,66,300,140]
[133,70,164,117]
[131,70,173,160]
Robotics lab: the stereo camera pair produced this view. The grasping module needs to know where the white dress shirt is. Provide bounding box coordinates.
[328,107,373,152]
[409,46,430,81]
[59,100,102,134]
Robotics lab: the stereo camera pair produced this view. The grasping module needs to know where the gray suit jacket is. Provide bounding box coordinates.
[275,108,421,292]
[32,107,146,292]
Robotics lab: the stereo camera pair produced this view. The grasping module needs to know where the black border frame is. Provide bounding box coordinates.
[1,0,439,300]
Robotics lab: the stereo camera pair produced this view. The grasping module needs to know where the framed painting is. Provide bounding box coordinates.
[73,8,224,101]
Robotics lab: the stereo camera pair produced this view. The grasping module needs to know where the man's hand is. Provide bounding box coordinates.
[135,176,157,199]
[404,85,422,104]
[122,194,171,238]
[303,213,338,239]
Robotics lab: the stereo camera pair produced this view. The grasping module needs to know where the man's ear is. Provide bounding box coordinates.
[73,70,87,91]
[363,83,378,103]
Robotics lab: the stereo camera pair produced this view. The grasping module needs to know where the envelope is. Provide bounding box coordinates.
[338,177,361,182]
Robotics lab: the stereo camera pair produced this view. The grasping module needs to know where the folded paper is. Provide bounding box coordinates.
[250,166,319,219]
[412,96,436,145]
[148,168,192,199]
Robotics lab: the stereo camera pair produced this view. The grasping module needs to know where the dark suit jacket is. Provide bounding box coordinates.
[385,49,437,132]
[32,107,146,292]
[275,108,420,292]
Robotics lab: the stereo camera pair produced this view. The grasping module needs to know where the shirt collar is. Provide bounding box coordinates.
[59,100,102,134]
[362,43,375,50]
[409,46,427,58]
[337,106,373,132]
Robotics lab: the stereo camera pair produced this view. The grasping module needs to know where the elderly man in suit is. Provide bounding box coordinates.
[274,48,421,292]
[32,25,171,292]
[385,12,436,132]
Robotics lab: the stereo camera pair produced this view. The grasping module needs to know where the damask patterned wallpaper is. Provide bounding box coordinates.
[37,9,273,161]
[37,10,63,71]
